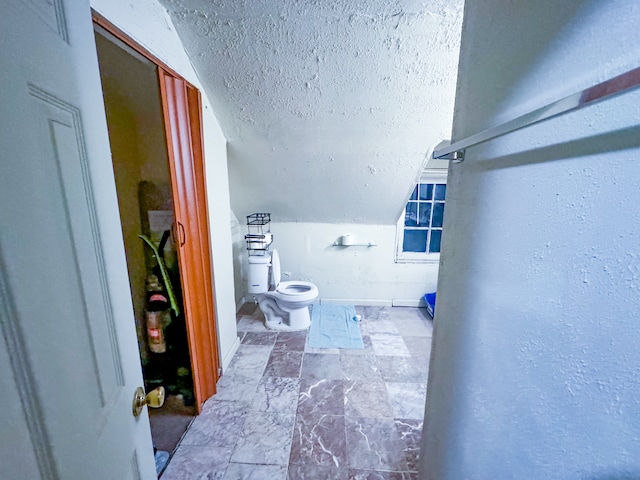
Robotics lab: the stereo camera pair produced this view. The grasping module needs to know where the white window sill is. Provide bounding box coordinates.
[394,254,440,264]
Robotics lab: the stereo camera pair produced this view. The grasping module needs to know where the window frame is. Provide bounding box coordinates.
[394,169,448,264]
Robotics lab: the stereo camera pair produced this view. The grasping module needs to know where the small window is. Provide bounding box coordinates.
[395,170,447,263]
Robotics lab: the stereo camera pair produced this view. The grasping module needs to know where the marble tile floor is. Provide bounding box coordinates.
[161,304,433,480]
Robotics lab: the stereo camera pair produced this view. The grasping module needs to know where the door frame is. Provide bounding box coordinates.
[92,11,221,412]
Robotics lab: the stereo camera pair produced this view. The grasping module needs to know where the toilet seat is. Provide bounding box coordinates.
[271,281,319,303]
[267,250,318,303]
[278,281,316,294]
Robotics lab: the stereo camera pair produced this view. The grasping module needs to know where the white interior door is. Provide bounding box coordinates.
[0,0,156,478]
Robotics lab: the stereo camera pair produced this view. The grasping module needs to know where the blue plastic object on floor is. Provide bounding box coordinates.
[155,450,170,476]
[308,304,364,349]
[424,293,436,318]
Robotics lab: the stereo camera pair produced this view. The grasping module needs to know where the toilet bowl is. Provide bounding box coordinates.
[248,250,318,331]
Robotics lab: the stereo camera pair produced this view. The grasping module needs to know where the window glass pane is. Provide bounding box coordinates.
[403,229,427,252]
[419,183,433,200]
[432,202,445,228]
[404,202,418,227]
[399,177,447,258]
[418,202,432,226]
[429,230,442,253]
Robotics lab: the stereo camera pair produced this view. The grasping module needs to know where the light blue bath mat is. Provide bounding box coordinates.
[308,305,364,349]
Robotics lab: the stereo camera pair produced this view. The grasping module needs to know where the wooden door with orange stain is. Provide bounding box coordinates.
[159,71,220,412]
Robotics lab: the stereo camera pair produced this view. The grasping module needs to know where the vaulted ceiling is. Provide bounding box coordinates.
[159,0,463,224]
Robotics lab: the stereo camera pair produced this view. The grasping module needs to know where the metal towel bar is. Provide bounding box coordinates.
[433,66,640,162]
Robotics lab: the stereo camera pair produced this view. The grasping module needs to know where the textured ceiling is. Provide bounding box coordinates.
[159,0,463,224]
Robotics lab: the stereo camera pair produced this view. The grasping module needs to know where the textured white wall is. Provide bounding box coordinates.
[241,222,440,306]
[230,210,247,308]
[159,0,463,225]
[91,0,240,370]
[422,1,640,478]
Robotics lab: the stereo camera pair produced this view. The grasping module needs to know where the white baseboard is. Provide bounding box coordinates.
[221,335,241,373]
[392,299,427,307]
[235,296,246,312]
[319,298,426,307]
[320,298,393,307]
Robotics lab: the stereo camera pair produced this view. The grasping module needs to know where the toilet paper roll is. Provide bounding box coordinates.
[340,234,356,246]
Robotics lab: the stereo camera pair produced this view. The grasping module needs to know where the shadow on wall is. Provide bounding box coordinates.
[454,1,592,136]
[230,211,246,308]
[467,124,640,173]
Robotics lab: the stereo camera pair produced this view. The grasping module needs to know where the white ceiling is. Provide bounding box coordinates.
[159,0,464,224]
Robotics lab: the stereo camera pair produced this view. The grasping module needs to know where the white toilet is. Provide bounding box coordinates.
[248,250,318,331]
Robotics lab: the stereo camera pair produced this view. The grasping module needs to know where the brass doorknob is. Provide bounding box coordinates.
[132,386,165,417]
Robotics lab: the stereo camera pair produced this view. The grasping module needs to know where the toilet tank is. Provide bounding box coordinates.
[247,255,271,294]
